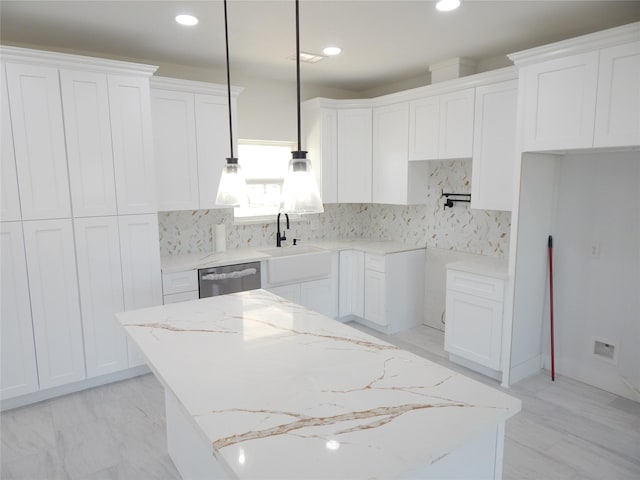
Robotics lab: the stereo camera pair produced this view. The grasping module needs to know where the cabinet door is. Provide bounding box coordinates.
[304,107,338,204]
[439,88,475,159]
[444,290,502,370]
[301,278,338,318]
[151,89,199,211]
[471,80,518,211]
[118,213,162,367]
[408,96,439,161]
[74,216,128,378]
[594,41,640,148]
[521,51,599,151]
[364,269,386,327]
[6,63,71,220]
[338,250,364,318]
[372,102,410,205]
[337,108,372,203]
[108,75,156,214]
[60,69,117,217]
[0,222,38,400]
[1,63,21,221]
[23,219,85,389]
[267,284,301,304]
[195,94,233,209]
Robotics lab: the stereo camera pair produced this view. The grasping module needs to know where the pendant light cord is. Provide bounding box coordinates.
[224,0,234,158]
[295,0,301,152]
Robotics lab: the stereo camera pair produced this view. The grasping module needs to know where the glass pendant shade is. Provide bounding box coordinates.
[215,158,248,206]
[279,151,324,214]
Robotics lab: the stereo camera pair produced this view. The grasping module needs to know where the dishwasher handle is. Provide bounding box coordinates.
[201,268,258,282]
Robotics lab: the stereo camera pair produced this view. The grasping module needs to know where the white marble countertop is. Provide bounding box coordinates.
[117,289,521,479]
[161,239,425,273]
[446,256,509,279]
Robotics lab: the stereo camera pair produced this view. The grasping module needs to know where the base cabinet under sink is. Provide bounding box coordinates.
[265,252,339,319]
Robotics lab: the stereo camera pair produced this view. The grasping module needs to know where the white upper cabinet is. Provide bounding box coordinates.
[337,108,372,203]
[471,80,518,211]
[513,23,639,151]
[195,93,232,209]
[520,51,599,151]
[23,219,86,389]
[60,69,117,217]
[408,96,439,160]
[594,41,640,147]
[1,63,21,222]
[74,216,128,378]
[439,88,475,159]
[6,63,71,220]
[302,104,338,204]
[408,88,474,160]
[1,222,38,400]
[151,89,199,211]
[373,103,409,205]
[108,75,156,214]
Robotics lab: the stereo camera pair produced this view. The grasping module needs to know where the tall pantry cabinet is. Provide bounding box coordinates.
[0,46,162,406]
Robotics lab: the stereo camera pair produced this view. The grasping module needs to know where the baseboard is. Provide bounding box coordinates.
[509,355,542,385]
[1,365,150,412]
[449,354,502,381]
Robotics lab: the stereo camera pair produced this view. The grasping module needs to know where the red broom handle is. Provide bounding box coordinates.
[548,235,555,381]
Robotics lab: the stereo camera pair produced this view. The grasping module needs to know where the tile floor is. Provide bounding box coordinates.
[2,324,639,480]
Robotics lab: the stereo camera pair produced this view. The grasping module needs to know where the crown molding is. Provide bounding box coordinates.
[0,45,158,76]
[151,76,243,97]
[508,22,640,67]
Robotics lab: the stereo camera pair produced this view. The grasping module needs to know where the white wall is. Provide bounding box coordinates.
[508,153,558,383]
[548,151,639,401]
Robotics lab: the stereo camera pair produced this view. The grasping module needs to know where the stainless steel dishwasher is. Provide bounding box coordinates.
[198,262,261,298]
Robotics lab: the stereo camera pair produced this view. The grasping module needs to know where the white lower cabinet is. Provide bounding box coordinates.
[444,267,505,371]
[268,283,301,305]
[364,268,386,327]
[338,250,364,318]
[118,214,163,367]
[0,222,38,400]
[339,249,425,334]
[162,269,199,304]
[74,216,128,378]
[266,253,339,319]
[268,278,338,319]
[22,219,86,389]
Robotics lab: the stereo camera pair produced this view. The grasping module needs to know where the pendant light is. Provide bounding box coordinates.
[215,0,248,207]
[279,0,324,214]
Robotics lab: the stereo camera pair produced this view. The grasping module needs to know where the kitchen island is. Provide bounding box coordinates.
[116,290,520,479]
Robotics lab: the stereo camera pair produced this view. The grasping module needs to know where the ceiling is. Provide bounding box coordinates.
[1,1,639,92]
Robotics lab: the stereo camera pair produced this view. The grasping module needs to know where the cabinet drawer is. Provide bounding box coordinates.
[446,269,504,301]
[163,290,199,304]
[365,253,385,273]
[162,270,198,295]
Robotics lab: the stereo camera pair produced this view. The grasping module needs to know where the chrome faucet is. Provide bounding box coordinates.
[276,213,289,247]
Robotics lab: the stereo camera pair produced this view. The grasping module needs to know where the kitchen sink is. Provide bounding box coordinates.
[259,245,331,284]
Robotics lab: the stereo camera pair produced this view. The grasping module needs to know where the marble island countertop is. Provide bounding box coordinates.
[116,289,521,479]
[161,239,425,273]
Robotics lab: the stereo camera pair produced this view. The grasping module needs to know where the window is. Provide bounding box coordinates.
[233,140,294,222]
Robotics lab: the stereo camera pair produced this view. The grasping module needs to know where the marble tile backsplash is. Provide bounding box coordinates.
[158,159,511,258]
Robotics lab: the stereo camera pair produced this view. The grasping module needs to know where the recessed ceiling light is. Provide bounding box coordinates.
[436,0,461,12]
[323,46,341,56]
[175,14,198,26]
